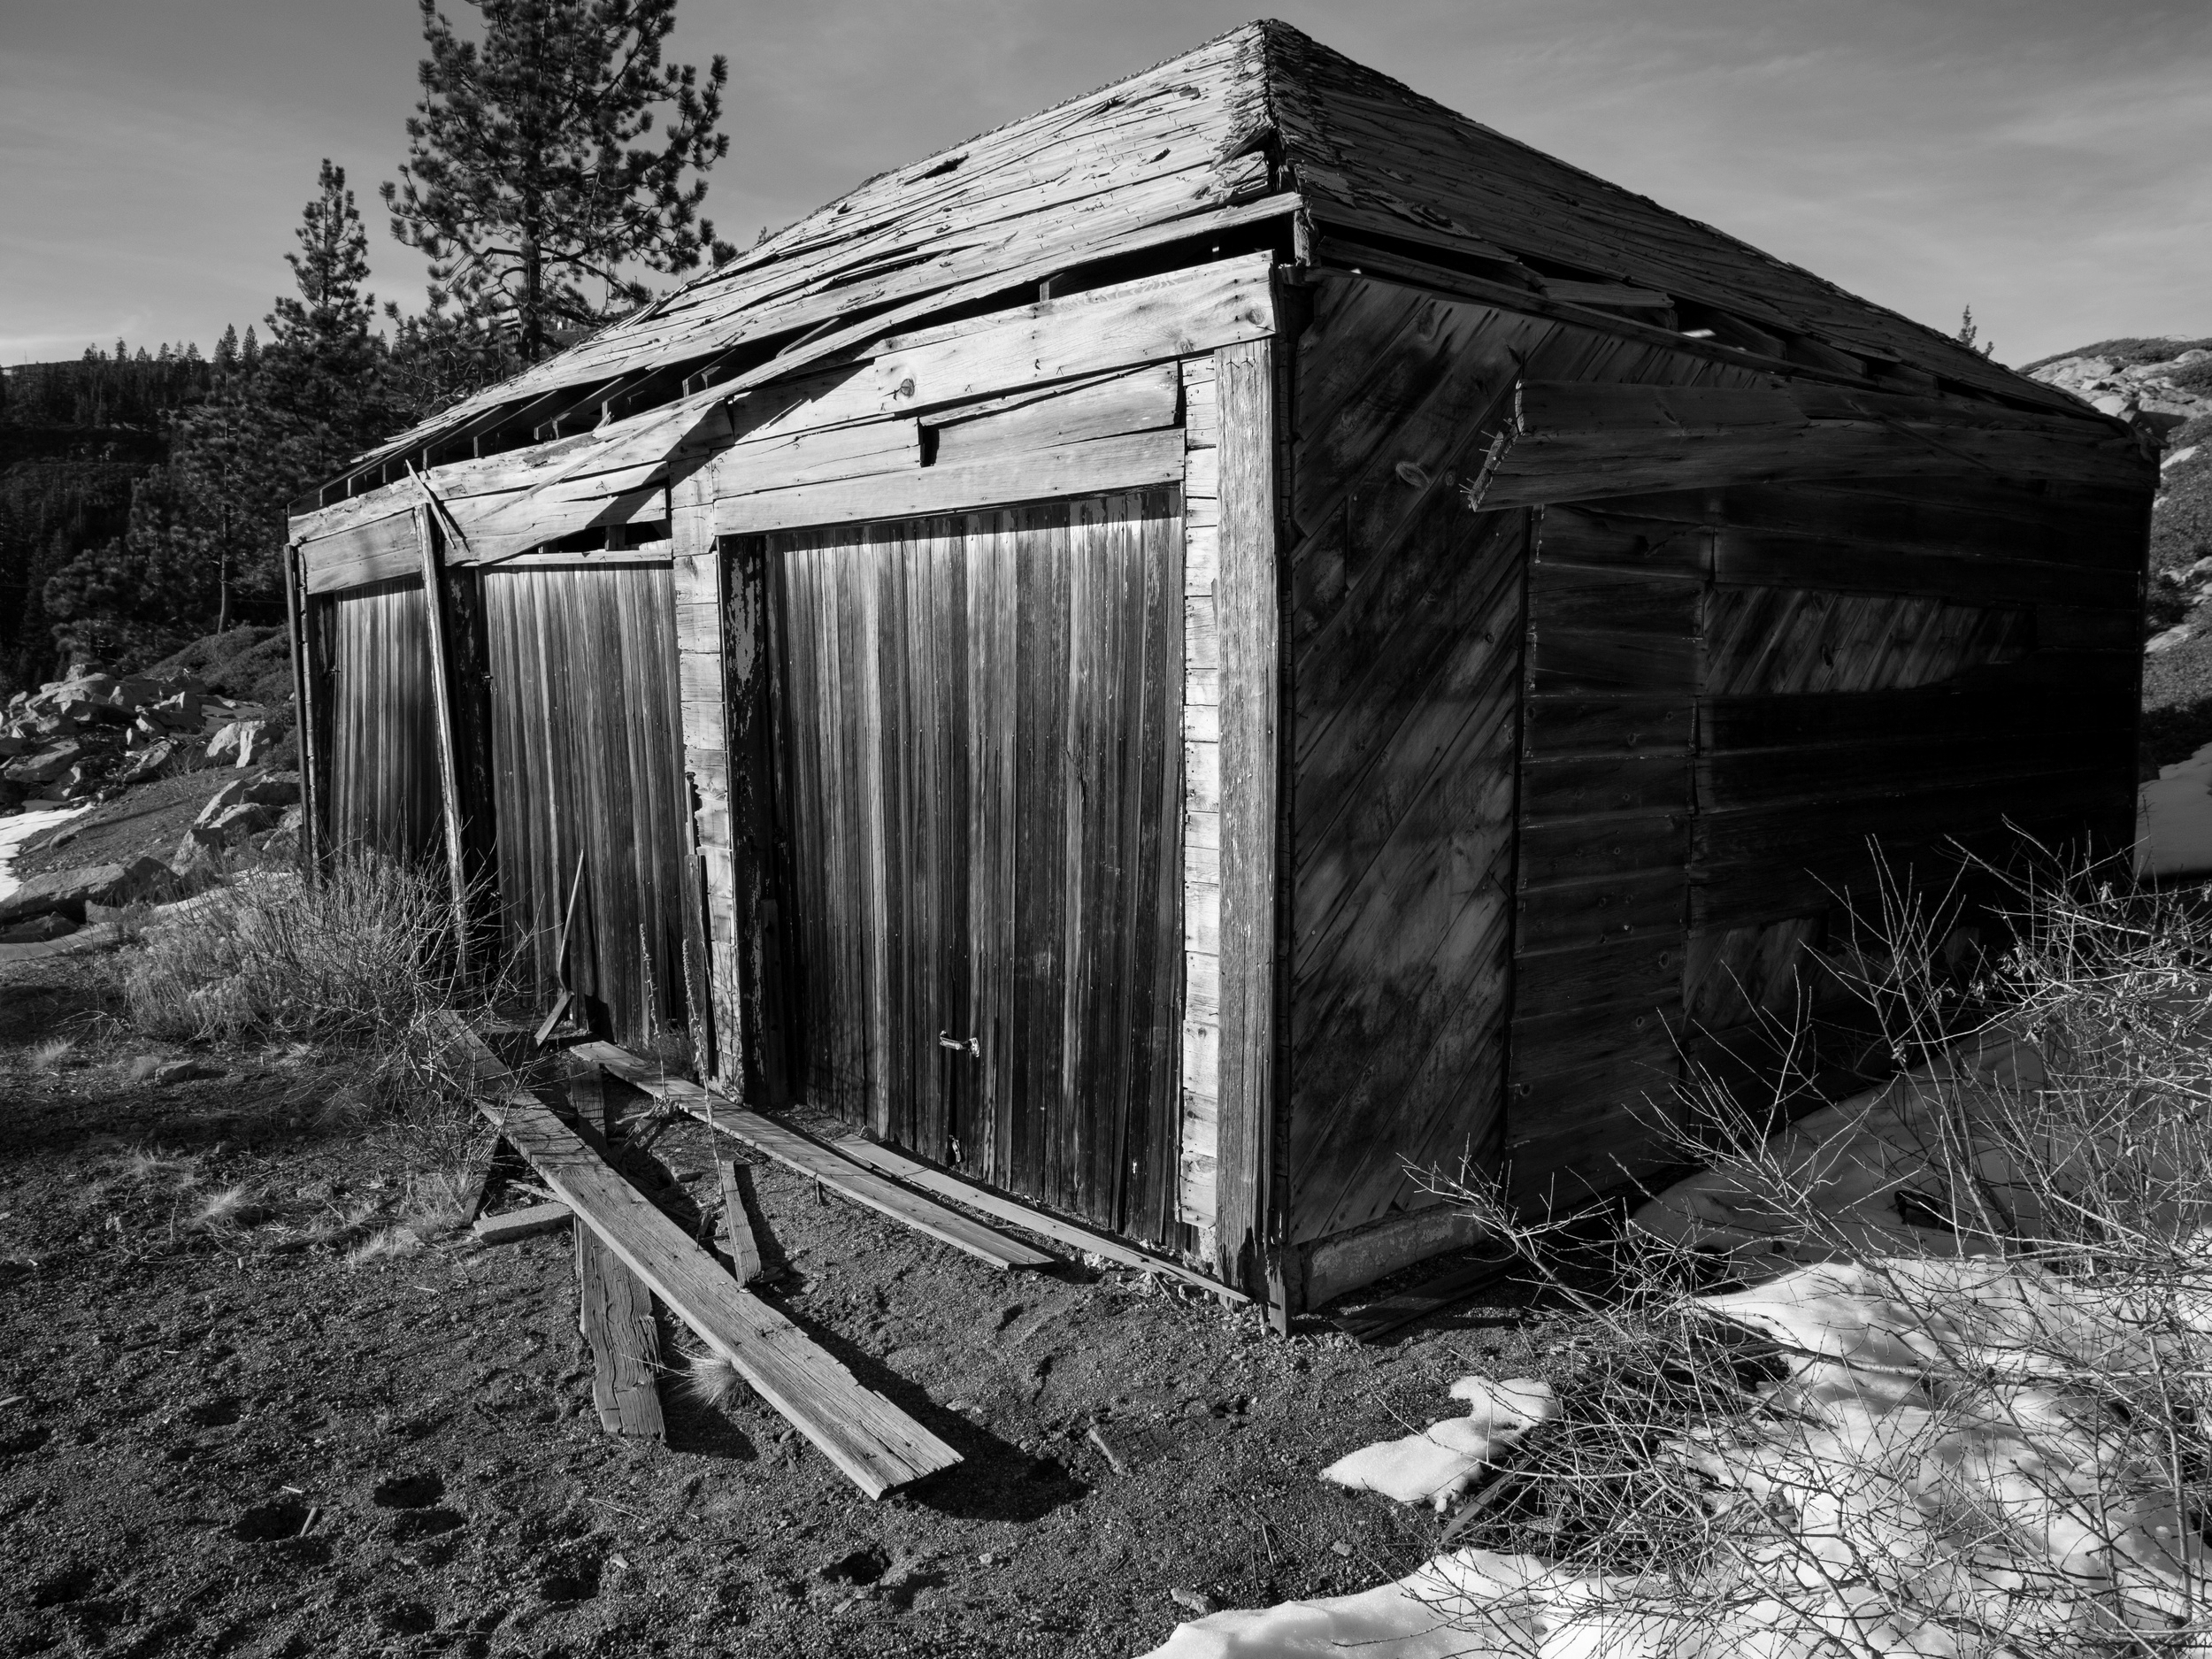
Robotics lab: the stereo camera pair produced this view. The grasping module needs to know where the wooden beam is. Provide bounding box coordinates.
[713,428,1184,536]
[280,542,323,874]
[1212,335,1283,1318]
[722,531,787,1103]
[442,1018,960,1497]
[831,1135,1248,1302]
[574,1225,666,1439]
[1468,380,2154,511]
[410,500,473,968]
[569,1041,1056,1272]
[717,1157,764,1284]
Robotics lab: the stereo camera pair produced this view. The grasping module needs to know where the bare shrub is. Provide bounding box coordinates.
[1420,865,2212,1655]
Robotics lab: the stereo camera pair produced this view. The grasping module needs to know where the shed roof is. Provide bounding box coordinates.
[347,20,2087,482]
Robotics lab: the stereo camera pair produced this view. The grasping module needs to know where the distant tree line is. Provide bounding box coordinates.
[0,0,729,696]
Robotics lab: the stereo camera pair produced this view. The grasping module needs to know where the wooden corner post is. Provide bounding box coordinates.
[411,503,473,969]
[1212,335,1285,1324]
[280,539,323,875]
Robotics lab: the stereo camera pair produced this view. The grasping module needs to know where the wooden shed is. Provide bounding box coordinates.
[284,22,2155,1318]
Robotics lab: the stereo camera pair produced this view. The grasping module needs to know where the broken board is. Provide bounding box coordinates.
[569,1041,1055,1273]
[442,1018,960,1497]
[575,1226,666,1439]
[718,1157,764,1284]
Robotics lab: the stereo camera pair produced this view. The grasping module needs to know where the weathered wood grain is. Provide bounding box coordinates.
[572,1041,1058,1271]
[830,1135,1244,1301]
[444,1021,960,1497]
[1212,338,1279,1305]
[759,490,1184,1243]
[575,1226,666,1440]
[715,429,1183,535]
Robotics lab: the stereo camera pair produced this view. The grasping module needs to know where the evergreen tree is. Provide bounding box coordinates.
[241,326,260,370]
[382,0,732,362]
[213,324,240,376]
[1957,306,1995,359]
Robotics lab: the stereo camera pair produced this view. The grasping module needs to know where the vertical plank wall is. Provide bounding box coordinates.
[764,492,1186,1241]
[1211,339,1282,1302]
[480,563,696,1049]
[316,576,443,862]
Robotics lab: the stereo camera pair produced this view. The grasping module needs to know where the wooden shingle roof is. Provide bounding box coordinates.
[346,19,2088,483]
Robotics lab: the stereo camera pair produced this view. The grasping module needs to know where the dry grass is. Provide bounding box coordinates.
[111,850,506,1214]
[118,855,463,1048]
[675,1342,745,1410]
[1417,864,2212,1655]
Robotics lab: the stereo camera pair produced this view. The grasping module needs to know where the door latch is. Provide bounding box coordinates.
[937,1032,980,1057]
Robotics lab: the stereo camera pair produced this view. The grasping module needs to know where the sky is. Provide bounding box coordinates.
[3,0,2208,370]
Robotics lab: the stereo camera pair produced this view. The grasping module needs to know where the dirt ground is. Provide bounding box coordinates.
[0,949,1562,1659]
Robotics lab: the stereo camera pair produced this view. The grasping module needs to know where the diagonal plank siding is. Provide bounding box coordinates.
[480,563,697,1052]
[1286,274,1774,1244]
[765,489,1186,1244]
[317,576,442,862]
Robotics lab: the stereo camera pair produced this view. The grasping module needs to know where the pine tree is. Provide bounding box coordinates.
[213,324,240,376]
[241,326,260,370]
[382,0,731,362]
[1957,306,1995,359]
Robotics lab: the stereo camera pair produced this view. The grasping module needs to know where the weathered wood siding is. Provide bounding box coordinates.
[1511,472,2142,1202]
[764,488,1186,1243]
[315,576,443,862]
[1178,357,1222,1246]
[1675,476,2144,1106]
[1282,273,1763,1279]
[1509,501,1708,1203]
[480,563,696,1051]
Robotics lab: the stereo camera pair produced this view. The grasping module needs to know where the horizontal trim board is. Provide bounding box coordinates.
[713,429,1185,534]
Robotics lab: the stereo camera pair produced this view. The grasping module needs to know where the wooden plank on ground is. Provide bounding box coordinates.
[718,1157,764,1284]
[575,1227,667,1440]
[442,1018,959,1497]
[570,1041,1056,1273]
[472,1201,572,1245]
[831,1134,1248,1303]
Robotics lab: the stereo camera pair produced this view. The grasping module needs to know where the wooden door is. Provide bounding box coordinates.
[764,488,1185,1241]
[316,576,442,861]
[480,562,699,1051]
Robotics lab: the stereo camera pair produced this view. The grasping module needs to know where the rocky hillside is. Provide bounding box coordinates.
[2023,338,2212,774]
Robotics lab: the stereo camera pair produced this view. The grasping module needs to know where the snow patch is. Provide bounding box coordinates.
[1319,1378,1555,1511]
[2138,739,2212,878]
[0,805,88,905]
